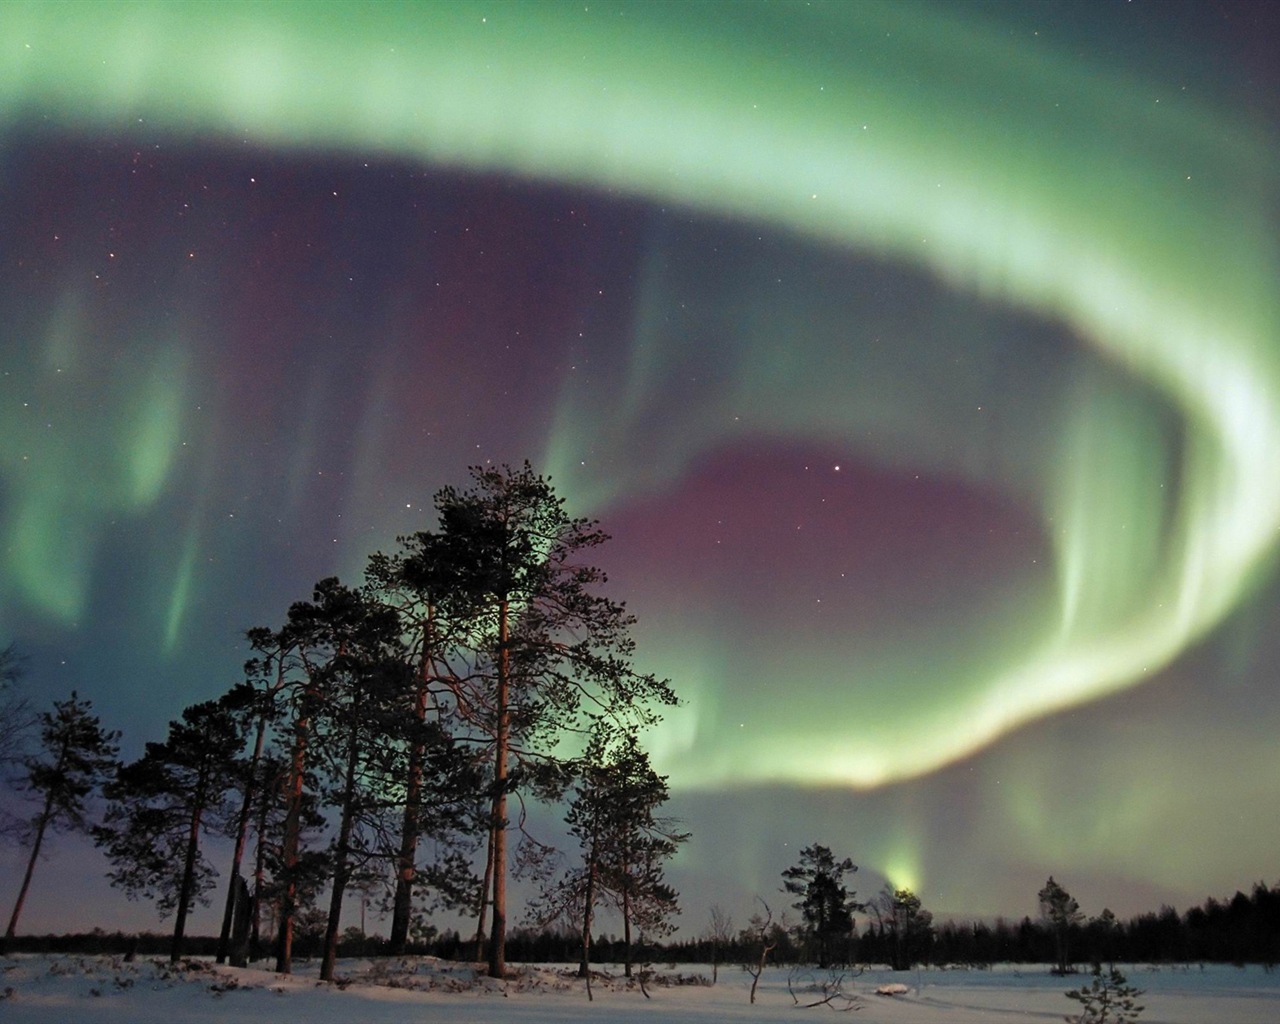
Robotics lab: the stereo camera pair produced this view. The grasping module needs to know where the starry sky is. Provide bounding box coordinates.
[2,0,1279,935]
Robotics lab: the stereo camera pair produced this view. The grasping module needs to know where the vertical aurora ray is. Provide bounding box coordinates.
[0,0,1276,805]
[0,288,188,626]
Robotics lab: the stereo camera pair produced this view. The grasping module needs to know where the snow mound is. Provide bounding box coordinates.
[875,982,910,996]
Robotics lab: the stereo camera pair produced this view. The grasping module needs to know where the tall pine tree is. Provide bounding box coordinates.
[365,534,479,954]
[531,729,686,986]
[430,463,677,978]
[95,699,246,961]
[5,692,118,942]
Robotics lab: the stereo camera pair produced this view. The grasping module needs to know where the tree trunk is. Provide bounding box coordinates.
[472,825,494,962]
[275,703,311,974]
[622,880,633,978]
[388,782,419,952]
[5,798,54,940]
[171,793,206,962]
[250,775,271,961]
[218,712,266,963]
[319,852,351,983]
[578,839,598,980]
[486,599,510,979]
[5,734,70,942]
[390,651,430,953]
[320,697,363,982]
[228,874,252,966]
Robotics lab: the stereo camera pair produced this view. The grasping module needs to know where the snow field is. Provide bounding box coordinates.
[2,956,1279,1023]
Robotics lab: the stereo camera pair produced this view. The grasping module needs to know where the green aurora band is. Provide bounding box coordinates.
[3,1,1278,792]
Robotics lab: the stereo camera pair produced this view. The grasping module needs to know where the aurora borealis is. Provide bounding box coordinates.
[2,0,1279,932]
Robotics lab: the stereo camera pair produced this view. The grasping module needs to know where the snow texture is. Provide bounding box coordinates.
[2,956,1279,1023]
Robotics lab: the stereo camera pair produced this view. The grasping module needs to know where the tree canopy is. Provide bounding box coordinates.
[782,843,859,968]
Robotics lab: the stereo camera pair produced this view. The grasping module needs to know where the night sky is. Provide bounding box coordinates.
[2,1,1279,935]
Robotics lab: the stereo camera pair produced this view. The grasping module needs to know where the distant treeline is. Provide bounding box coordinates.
[918,883,1280,968]
[7,880,1279,968]
[680,880,1280,969]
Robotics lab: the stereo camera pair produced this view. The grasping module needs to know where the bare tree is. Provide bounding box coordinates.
[706,903,734,984]
[742,898,779,1005]
[871,885,934,970]
[787,964,862,1011]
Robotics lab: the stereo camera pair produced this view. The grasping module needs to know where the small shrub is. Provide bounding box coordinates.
[1065,965,1145,1024]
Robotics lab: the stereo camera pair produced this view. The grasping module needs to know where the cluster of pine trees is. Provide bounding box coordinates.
[2,464,683,978]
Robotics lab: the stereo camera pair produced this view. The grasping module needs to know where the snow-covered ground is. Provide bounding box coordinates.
[2,955,1279,1023]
